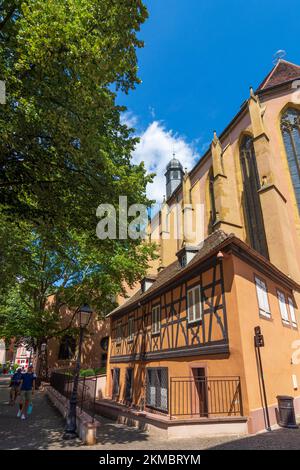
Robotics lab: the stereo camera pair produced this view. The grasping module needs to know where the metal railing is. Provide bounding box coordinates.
[50,369,98,420]
[170,376,243,419]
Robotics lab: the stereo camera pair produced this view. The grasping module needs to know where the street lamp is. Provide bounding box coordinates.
[64,304,93,439]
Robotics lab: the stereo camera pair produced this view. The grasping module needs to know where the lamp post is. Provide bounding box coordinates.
[64,304,93,439]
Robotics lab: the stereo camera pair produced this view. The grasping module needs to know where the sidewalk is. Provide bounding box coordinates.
[0,376,83,449]
[1,375,300,450]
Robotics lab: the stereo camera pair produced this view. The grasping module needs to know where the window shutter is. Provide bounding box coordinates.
[187,290,194,322]
[255,277,270,317]
[187,286,201,322]
[152,306,160,333]
[194,286,202,320]
[288,298,297,325]
[152,308,156,333]
[278,291,289,323]
[112,368,120,397]
[146,368,168,412]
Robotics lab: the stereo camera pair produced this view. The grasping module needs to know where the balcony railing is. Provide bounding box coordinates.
[170,376,243,419]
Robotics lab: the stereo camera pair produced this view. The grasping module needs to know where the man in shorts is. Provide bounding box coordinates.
[9,367,23,405]
[18,365,36,419]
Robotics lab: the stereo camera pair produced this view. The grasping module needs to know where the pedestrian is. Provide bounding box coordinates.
[9,367,23,405]
[18,365,36,420]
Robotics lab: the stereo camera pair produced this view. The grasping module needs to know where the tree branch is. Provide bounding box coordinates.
[0,5,17,32]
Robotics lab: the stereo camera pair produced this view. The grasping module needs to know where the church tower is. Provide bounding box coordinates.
[165,155,184,199]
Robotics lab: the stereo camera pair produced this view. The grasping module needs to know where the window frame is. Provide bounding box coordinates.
[254,276,271,319]
[116,322,122,345]
[187,285,202,324]
[281,108,300,212]
[288,297,297,328]
[277,289,290,325]
[151,305,161,335]
[112,368,120,399]
[128,317,134,342]
[145,367,168,413]
[124,367,134,402]
[58,335,76,360]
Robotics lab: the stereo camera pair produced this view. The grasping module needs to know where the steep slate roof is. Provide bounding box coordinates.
[257,59,300,91]
[107,230,234,317]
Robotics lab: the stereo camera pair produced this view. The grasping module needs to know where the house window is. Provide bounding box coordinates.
[281,108,300,212]
[116,322,122,344]
[128,317,134,341]
[239,135,269,258]
[112,368,120,399]
[146,368,168,412]
[152,305,161,334]
[100,336,109,352]
[125,368,133,402]
[187,285,202,323]
[58,335,76,360]
[255,277,271,318]
[288,297,297,327]
[277,290,290,324]
[180,252,187,268]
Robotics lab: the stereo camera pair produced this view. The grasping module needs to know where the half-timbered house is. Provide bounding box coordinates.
[102,60,300,437]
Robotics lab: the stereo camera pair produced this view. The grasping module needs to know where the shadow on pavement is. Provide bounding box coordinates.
[0,377,82,449]
[208,426,300,450]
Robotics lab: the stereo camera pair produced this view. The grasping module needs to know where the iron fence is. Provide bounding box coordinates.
[50,369,98,420]
[170,376,243,419]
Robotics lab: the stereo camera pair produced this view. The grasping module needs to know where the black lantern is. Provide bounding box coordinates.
[77,304,93,328]
[63,304,93,439]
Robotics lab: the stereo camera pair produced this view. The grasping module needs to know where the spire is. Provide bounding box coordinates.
[165,155,184,199]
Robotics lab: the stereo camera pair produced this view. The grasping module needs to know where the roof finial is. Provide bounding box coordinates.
[273,49,286,65]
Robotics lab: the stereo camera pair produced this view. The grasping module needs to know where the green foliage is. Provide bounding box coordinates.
[0,0,151,229]
[0,1,158,348]
[80,367,106,377]
[80,368,95,377]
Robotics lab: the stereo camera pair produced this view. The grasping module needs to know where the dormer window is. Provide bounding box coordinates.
[176,246,200,268]
[180,253,187,268]
[141,276,156,293]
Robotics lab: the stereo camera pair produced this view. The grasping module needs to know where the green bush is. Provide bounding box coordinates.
[79,368,95,377]
[79,367,106,377]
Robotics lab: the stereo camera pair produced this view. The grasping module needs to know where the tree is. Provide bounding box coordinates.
[0,1,158,365]
[0,0,150,231]
[0,218,157,369]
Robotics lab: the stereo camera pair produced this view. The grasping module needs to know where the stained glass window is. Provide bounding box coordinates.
[281,108,300,212]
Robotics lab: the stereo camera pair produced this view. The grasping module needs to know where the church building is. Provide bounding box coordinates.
[103,60,300,437]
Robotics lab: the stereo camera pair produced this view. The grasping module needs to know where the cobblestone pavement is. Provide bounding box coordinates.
[1,376,300,450]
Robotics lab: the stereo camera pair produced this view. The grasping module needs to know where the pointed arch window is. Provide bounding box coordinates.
[281,108,300,212]
[239,135,269,258]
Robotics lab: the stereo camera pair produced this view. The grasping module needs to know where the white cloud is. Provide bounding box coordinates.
[121,111,138,129]
[122,114,198,203]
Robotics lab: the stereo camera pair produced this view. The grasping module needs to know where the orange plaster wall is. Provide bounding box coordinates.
[107,259,250,412]
[231,254,300,414]
[47,305,110,370]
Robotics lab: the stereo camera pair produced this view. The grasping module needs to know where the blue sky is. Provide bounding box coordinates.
[119,0,300,202]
